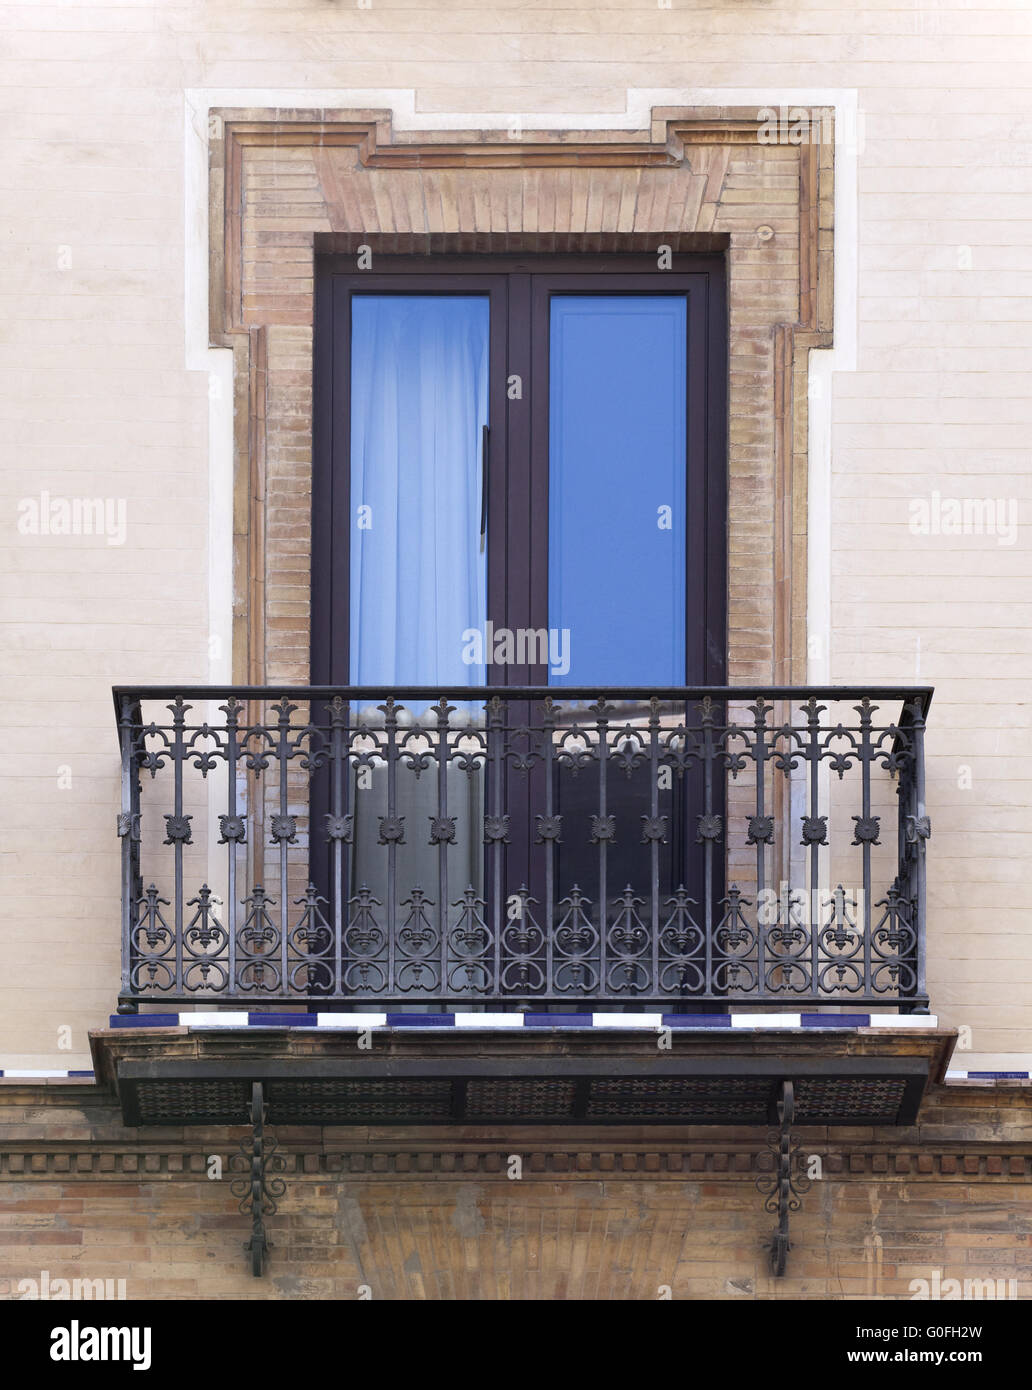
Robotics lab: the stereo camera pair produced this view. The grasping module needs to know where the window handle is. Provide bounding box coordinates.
[479,423,489,552]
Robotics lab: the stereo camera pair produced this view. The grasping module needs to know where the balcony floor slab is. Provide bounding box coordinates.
[90,1025,955,1129]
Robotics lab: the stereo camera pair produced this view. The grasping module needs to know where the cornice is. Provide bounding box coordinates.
[0,1141,1028,1183]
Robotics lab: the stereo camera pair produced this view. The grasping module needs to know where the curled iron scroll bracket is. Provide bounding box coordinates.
[229,1081,287,1276]
[755,1080,812,1277]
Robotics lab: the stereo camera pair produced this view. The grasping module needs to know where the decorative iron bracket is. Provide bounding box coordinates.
[905,814,932,847]
[229,1082,286,1276]
[756,1080,811,1277]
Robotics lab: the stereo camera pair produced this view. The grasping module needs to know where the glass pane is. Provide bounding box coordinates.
[349,294,489,686]
[548,294,687,686]
[348,295,489,953]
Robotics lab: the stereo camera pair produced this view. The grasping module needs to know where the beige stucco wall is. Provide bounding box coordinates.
[1,0,1030,1067]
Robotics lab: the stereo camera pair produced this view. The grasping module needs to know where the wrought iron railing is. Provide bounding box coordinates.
[114,686,931,1012]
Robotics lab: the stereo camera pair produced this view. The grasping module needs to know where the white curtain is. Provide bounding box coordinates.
[347,295,489,939]
[349,294,488,687]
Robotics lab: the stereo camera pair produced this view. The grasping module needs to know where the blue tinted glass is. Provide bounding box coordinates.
[548,295,687,685]
[349,295,489,686]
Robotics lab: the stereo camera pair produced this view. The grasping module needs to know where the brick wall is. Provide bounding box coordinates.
[1,1080,1029,1301]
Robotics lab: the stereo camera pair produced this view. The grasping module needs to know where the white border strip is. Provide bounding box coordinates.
[946,1070,1030,1081]
[453,1012,527,1028]
[731,1013,802,1029]
[145,1011,942,1031]
[0,1069,89,1079]
[591,1012,665,1028]
[315,1012,387,1029]
[867,1014,939,1029]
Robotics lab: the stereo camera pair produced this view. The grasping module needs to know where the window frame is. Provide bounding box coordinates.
[312,252,728,688]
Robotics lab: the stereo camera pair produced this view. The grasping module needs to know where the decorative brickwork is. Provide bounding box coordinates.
[207,108,833,691]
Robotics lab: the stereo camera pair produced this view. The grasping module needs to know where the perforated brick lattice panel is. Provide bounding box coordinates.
[267,1079,454,1123]
[466,1078,578,1118]
[586,1077,772,1122]
[136,1079,252,1124]
[794,1077,907,1122]
[124,1071,913,1126]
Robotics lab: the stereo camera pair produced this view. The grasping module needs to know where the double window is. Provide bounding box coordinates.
[313,255,726,690]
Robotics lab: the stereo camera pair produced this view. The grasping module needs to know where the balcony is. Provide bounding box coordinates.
[113,685,931,1015]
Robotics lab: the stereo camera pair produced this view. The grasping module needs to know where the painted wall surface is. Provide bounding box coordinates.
[1,1,1031,1068]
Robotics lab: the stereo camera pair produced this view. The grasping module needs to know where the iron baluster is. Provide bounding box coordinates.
[543,696,557,996]
[383,696,399,996]
[906,698,930,1011]
[700,697,717,995]
[222,697,241,999]
[856,699,876,996]
[435,698,451,997]
[329,696,347,996]
[648,697,661,995]
[117,694,142,1014]
[596,698,610,995]
[168,698,188,996]
[751,699,771,998]
[488,696,504,1000]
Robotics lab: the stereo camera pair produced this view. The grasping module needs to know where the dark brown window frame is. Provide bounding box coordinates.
[311,251,728,688]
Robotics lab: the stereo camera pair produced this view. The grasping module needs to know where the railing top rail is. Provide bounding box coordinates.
[113,684,934,723]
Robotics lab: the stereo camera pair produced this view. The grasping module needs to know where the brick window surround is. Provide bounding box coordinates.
[207,107,834,687]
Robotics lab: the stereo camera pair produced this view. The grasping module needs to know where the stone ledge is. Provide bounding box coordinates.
[89,1025,953,1128]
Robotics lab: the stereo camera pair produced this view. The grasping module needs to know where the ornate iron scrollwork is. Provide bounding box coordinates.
[756,1080,812,1277]
[229,1082,286,1277]
[905,814,932,846]
[115,684,930,1012]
